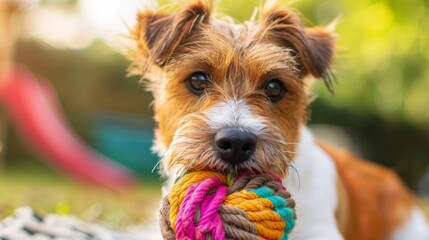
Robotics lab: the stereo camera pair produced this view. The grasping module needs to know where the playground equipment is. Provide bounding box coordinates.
[0,67,136,190]
[0,0,136,190]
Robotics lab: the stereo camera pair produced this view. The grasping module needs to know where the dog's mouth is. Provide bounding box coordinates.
[213,158,261,176]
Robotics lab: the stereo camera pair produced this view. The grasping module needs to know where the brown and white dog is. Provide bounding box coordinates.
[130,0,429,239]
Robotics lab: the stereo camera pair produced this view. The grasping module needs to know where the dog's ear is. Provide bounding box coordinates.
[259,5,335,81]
[134,0,212,67]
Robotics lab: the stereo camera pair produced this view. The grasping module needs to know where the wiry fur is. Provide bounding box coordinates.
[130,0,334,178]
[129,0,429,239]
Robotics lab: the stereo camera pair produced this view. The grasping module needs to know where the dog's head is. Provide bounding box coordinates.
[131,0,335,177]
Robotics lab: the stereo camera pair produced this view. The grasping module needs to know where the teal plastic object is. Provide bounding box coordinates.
[91,113,160,179]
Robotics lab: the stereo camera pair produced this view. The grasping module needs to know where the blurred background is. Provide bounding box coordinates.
[0,0,428,226]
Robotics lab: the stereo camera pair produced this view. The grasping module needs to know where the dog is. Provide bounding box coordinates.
[129,0,429,239]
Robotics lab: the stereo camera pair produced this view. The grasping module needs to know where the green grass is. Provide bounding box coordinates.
[0,167,162,228]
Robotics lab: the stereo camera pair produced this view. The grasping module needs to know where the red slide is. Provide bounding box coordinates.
[0,67,136,190]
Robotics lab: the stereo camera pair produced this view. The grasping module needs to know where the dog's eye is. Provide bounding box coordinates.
[264,79,286,102]
[186,72,209,95]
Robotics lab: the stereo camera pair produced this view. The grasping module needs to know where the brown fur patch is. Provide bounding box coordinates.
[319,142,416,240]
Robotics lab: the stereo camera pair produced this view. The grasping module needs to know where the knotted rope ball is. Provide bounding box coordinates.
[160,171,296,240]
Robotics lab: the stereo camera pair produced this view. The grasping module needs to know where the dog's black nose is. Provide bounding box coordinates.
[214,128,257,164]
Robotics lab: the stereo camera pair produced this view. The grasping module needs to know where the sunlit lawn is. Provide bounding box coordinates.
[0,165,162,228]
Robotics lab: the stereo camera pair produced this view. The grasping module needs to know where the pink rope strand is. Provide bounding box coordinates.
[175,177,228,240]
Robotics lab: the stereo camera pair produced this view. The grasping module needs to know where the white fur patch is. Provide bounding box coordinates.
[390,207,429,240]
[204,99,265,135]
[151,136,167,157]
[285,127,344,240]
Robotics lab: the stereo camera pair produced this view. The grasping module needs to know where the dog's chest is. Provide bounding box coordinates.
[283,127,343,240]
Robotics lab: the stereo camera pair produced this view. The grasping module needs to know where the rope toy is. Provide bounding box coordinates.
[160,171,296,240]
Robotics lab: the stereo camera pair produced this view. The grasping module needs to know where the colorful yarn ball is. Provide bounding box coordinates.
[160,171,296,240]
